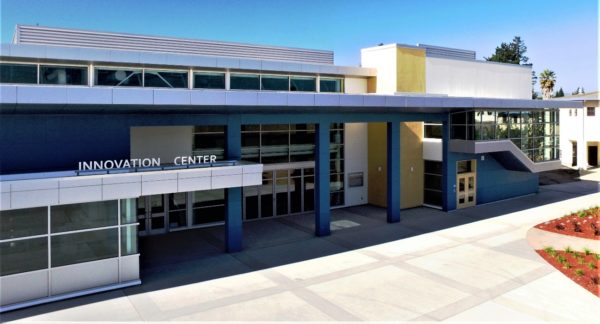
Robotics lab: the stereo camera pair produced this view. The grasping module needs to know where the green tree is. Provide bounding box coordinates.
[531,69,539,99]
[539,69,556,100]
[485,36,529,64]
[555,87,564,97]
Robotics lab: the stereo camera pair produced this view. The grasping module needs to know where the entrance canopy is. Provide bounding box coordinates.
[0,162,263,211]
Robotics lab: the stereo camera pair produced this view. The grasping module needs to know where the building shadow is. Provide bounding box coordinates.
[2,179,598,320]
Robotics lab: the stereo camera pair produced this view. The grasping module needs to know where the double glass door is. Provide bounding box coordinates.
[456,160,476,209]
[137,195,167,236]
[244,165,315,220]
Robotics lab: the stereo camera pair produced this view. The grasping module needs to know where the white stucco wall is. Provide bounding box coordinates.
[344,77,368,94]
[130,126,193,163]
[344,123,368,206]
[360,45,397,94]
[423,139,443,161]
[559,104,600,168]
[426,57,531,99]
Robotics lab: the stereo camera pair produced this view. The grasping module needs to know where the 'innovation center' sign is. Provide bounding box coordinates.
[78,155,218,171]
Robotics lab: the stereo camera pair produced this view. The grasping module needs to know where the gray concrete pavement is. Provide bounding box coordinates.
[2,179,599,322]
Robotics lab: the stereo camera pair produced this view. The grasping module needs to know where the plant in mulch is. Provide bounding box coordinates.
[535,206,600,239]
[536,249,600,297]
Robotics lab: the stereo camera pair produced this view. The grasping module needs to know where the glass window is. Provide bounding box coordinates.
[424,123,443,139]
[0,207,47,240]
[194,72,225,89]
[261,75,289,91]
[457,160,472,173]
[95,68,142,87]
[0,63,37,84]
[193,189,225,208]
[51,201,118,233]
[230,74,260,90]
[51,228,118,267]
[40,65,87,85]
[144,70,188,88]
[120,199,137,225]
[587,107,596,117]
[320,78,342,93]
[169,193,187,229]
[121,225,138,256]
[290,76,316,92]
[0,238,48,276]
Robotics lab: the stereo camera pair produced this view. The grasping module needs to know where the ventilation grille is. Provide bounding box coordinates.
[417,44,476,60]
[14,25,334,64]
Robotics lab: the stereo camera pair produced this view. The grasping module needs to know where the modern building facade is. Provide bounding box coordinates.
[557,92,599,169]
[0,25,581,311]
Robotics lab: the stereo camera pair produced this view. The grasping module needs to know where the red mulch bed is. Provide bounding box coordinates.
[534,207,600,239]
[536,249,600,297]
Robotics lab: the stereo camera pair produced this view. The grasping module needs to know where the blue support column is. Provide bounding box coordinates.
[315,122,331,236]
[441,120,454,211]
[225,115,243,252]
[441,120,449,211]
[387,121,401,223]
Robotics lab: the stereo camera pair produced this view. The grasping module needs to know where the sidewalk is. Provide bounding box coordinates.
[3,181,600,322]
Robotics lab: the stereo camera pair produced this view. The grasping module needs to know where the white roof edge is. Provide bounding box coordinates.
[1,43,376,77]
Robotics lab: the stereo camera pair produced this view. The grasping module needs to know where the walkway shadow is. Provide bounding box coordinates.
[3,179,598,320]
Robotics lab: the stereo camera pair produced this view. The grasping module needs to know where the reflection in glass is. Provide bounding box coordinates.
[290,77,316,92]
[0,238,48,276]
[0,207,47,240]
[320,78,342,92]
[51,228,118,267]
[95,68,142,86]
[40,66,87,85]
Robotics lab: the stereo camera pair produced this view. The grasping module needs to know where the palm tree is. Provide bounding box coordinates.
[539,69,556,100]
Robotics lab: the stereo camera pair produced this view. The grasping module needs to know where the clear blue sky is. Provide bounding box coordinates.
[1,0,597,93]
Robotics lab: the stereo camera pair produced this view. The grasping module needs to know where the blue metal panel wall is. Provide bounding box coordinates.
[444,151,539,211]
[315,122,331,236]
[386,122,400,222]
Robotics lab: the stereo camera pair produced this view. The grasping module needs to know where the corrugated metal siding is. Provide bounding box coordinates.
[417,44,476,60]
[15,25,334,64]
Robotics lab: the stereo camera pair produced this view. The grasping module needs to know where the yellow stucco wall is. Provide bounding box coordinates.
[364,45,426,208]
[396,47,426,93]
[367,122,424,209]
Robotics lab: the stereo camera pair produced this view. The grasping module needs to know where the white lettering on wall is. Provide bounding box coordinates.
[78,155,218,171]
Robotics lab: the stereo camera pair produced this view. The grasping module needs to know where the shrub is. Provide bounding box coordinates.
[588,262,597,270]
[575,269,584,276]
[583,248,592,256]
[565,246,574,254]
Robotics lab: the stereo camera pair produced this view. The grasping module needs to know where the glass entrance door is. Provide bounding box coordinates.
[456,160,476,209]
[137,195,167,236]
[243,165,315,220]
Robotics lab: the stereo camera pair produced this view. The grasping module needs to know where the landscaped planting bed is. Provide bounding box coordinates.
[534,206,600,239]
[536,247,599,297]
[532,206,600,297]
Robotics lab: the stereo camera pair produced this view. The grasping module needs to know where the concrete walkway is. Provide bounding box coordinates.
[2,180,600,322]
[527,227,599,252]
